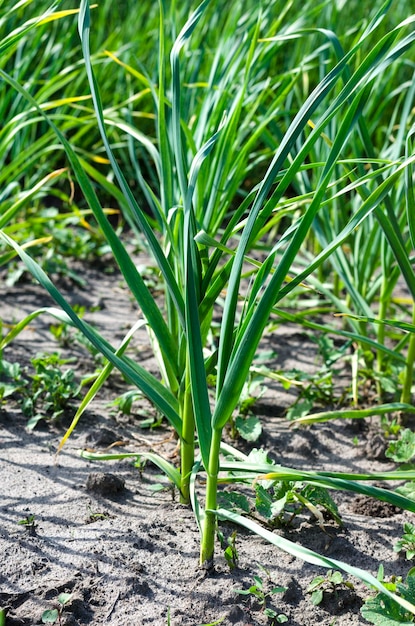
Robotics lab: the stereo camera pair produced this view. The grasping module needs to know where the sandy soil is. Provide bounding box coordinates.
[0,261,413,626]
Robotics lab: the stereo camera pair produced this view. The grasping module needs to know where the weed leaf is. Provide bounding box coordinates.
[386,430,415,463]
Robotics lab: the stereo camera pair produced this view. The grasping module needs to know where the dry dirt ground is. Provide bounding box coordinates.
[0,261,414,626]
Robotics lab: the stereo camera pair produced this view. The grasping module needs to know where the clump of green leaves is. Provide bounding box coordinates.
[41,593,73,625]
[255,481,342,529]
[361,567,415,625]
[234,565,287,623]
[0,353,80,428]
[0,359,24,401]
[381,415,402,440]
[110,389,142,416]
[306,570,354,606]
[49,307,106,368]
[285,335,349,420]
[110,390,163,430]
[24,353,80,428]
[386,430,415,464]
[218,449,341,529]
[395,524,415,561]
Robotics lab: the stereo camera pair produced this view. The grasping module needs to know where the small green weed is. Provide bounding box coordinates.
[110,390,163,429]
[218,449,341,529]
[234,565,287,623]
[381,415,402,440]
[17,513,37,536]
[49,307,106,367]
[306,570,354,606]
[0,359,24,401]
[395,523,415,561]
[85,505,111,524]
[24,353,80,428]
[41,593,73,625]
[228,373,264,442]
[254,481,342,529]
[111,389,142,416]
[0,353,80,428]
[386,429,415,464]
[217,529,238,570]
[360,566,415,625]
[146,474,177,501]
[49,305,87,347]
[285,335,349,419]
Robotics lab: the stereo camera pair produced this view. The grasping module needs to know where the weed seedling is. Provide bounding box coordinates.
[306,570,354,606]
[235,565,287,623]
[18,514,37,536]
[41,593,73,625]
[394,523,415,560]
[24,353,80,429]
[217,530,239,570]
[386,429,415,464]
[380,415,402,439]
[146,475,177,501]
[0,359,25,403]
[85,505,111,524]
[0,353,81,428]
[228,374,264,441]
[255,480,342,529]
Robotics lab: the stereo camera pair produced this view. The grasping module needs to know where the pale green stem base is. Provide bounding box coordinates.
[400,306,415,417]
[375,279,387,399]
[180,383,195,504]
[200,427,222,569]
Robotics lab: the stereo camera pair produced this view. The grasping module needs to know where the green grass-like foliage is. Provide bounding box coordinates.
[2,0,415,615]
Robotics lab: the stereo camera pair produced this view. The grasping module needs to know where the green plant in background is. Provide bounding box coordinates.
[3,0,415,617]
[0,352,80,428]
[386,430,415,465]
[381,415,402,440]
[306,570,355,607]
[284,334,350,420]
[0,0,143,289]
[228,372,264,441]
[24,352,80,428]
[395,524,415,561]
[0,358,24,402]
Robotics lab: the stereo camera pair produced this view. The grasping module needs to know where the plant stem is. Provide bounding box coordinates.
[375,275,388,399]
[200,427,222,569]
[400,305,415,418]
[180,369,195,504]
